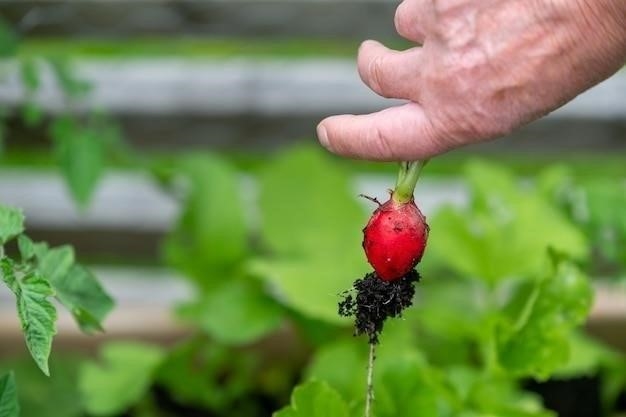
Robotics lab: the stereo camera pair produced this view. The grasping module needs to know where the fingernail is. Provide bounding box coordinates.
[317,123,330,148]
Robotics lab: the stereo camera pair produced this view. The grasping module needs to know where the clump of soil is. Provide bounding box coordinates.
[338,270,419,344]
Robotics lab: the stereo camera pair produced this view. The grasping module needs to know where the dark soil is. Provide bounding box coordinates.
[338,270,419,344]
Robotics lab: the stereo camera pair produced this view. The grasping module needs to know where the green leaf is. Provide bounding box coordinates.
[156,341,258,413]
[1,258,57,376]
[177,278,283,345]
[49,57,90,97]
[258,146,365,258]
[274,380,350,417]
[50,117,105,208]
[0,372,19,417]
[552,331,620,379]
[0,205,25,244]
[1,356,83,417]
[498,259,593,379]
[52,264,114,333]
[374,358,439,417]
[163,154,248,287]
[34,244,112,333]
[253,146,367,323]
[428,161,587,283]
[21,102,44,128]
[17,235,36,261]
[20,58,40,91]
[79,342,165,416]
[0,18,18,58]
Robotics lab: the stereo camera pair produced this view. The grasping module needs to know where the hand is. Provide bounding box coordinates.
[317,0,626,161]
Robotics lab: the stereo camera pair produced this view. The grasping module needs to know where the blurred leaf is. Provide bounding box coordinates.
[20,58,40,92]
[164,154,248,287]
[53,264,114,333]
[274,380,350,417]
[156,340,258,413]
[0,205,25,244]
[253,146,366,323]
[0,19,18,58]
[0,372,19,417]
[49,57,90,97]
[1,356,83,417]
[17,235,35,261]
[428,161,587,283]
[306,339,367,404]
[50,117,105,207]
[21,102,44,128]
[498,259,593,379]
[178,278,283,345]
[552,331,620,379]
[374,357,439,417]
[258,146,364,258]
[0,258,57,376]
[79,342,165,416]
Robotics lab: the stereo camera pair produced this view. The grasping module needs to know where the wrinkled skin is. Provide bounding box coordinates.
[363,198,428,281]
[318,0,626,161]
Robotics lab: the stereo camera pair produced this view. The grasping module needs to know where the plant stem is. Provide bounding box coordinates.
[365,342,376,417]
[392,160,429,204]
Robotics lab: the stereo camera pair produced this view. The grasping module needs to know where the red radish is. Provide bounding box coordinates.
[363,197,428,281]
[362,161,429,281]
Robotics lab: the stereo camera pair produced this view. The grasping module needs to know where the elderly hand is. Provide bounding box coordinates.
[317,0,626,161]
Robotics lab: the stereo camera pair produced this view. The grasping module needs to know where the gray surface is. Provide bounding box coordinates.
[1,0,399,38]
[0,169,465,230]
[1,59,625,119]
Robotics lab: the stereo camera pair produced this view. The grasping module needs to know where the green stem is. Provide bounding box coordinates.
[392,160,429,204]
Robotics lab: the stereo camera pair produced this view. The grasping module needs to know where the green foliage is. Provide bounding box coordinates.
[156,340,262,414]
[0,372,19,417]
[79,343,165,416]
[274,381,350,417]
[1,356,83,417]
[163,154,248,285]
[497,258,594,379]
[50,117,107,208]
[427,161,587,283]
[0,205,25,245]
[251,146,367,323]
[0,202,112,379]
[34,244,114,333]
[1,258,57,376]
[177,278,284,345]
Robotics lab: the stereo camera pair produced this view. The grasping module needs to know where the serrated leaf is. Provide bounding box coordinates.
[0,372,19,417]
[50,117,105,208]
[1,258,57,376]
[274,380,349,417]
[36,245,112,333]
[177,278,283,345]
[498,259,593,379]
[79,342,164,416]
[253,146,366,323]
[163,154,248,287]
[0,205,25,244]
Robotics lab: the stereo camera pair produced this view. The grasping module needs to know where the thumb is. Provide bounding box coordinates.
[317,103,447,161]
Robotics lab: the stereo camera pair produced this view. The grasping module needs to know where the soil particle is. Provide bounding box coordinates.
[338,270,419,344]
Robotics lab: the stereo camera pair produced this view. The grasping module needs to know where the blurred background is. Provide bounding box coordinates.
[0,1,625,417]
